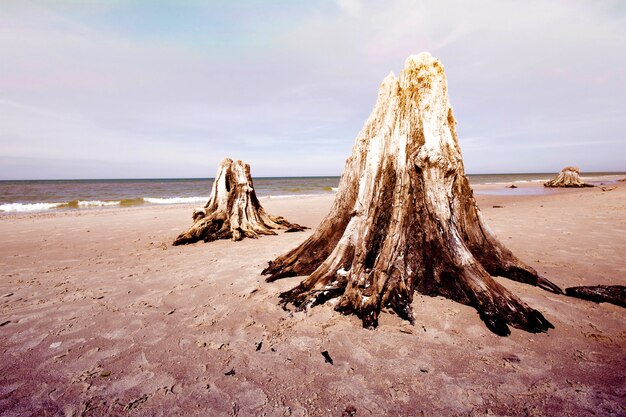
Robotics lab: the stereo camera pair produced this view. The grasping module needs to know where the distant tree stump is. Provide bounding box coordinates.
[544,166,593,188]
[173,159,306,245]
[263,53,562,336]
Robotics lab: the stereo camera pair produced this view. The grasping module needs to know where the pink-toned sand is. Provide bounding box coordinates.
[0,180,625,416]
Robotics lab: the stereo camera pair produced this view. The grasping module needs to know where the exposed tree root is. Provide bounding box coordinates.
[565,285,625,308]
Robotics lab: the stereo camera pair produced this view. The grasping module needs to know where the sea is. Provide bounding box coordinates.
[0,173,623,213]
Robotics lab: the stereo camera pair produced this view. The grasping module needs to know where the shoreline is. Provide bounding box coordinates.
[1,173,624,217]
[0,177,625,415]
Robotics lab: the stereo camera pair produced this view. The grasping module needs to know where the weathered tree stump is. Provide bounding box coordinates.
[565,285,625,308]
[173,158,306,245]
[263,53,562,336]
[544,166,593,188]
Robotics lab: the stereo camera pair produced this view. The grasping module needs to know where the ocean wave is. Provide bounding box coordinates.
[66,200,120,208]
[119,198,145,207]
[0,196,209,213]
[0,202,64,212]
[144,196,209,204]
[79,200,119,207]
[1,192,335,213]
[264,193,331,199]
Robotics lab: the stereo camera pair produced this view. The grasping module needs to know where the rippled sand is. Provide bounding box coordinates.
[0,180,624,416]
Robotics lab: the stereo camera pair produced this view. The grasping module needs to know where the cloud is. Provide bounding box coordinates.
[336,0,362,17]
[0,0,625,179]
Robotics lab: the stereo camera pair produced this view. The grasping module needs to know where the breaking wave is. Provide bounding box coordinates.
[0,196,210,213]
[0,202,64,212]
[143,196,209,204]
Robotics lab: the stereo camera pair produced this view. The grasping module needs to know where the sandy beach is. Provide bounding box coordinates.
[0,180,625,416]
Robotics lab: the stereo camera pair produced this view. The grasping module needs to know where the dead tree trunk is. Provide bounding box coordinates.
[173,158,306,245]
[544,166,593,188]
[565,285,625,308]
[262,53,562,336]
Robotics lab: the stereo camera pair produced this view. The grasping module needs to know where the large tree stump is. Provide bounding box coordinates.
[262,53,563,336]
[173,158,306,245]
[544,166,593,188]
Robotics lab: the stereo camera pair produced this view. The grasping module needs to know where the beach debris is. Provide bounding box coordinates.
[321,350,333,365]
[1,292,13,298]
[0,320,10,327]
[224,368,236,376]
[508,184,518,189]
[99,371,111,378]
[342,405,357,417]
[173,158,307,245]
[503,354,521,363]
[492,205,504,208]
[544,166,594,188]
[565,285,625,308]
[600,186,617,192]
[206,342,227,350]
[124,394,148,411]
[255,341,263,351]
[263,52,561,336]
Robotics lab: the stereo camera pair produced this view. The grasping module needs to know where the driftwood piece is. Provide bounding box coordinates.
[544,166,593,188]
[565,285,626,308]
[173,158,306,245]
[263,53,562,336]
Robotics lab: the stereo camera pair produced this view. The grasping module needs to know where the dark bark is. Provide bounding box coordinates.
[565,285,626,308]
[173,158,306,245]
[263,53,562,336]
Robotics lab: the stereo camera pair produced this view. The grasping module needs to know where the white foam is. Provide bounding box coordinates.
[263,194,322,200]
[78,200,118,207]
[0,202,63,212]
[144,196,209,204]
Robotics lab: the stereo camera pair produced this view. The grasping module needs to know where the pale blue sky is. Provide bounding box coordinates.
[1,0,625,179]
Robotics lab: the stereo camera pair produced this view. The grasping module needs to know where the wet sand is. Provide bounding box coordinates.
[0,180,625,416]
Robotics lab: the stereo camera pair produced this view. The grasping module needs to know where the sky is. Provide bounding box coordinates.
[1,0,625,179]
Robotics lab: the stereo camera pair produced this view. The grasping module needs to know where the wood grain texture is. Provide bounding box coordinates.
[173,158,306,245]
[263,53,562,336]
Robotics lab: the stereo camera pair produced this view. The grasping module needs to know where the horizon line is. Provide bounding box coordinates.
[2,171,626,182]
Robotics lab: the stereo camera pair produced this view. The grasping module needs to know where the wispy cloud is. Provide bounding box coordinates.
[336,0,362,18]
[0,0,624,179]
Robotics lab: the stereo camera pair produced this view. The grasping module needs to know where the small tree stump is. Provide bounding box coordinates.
[544,166,593,188]
[263,53,562,336]
[173,159,306,245]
